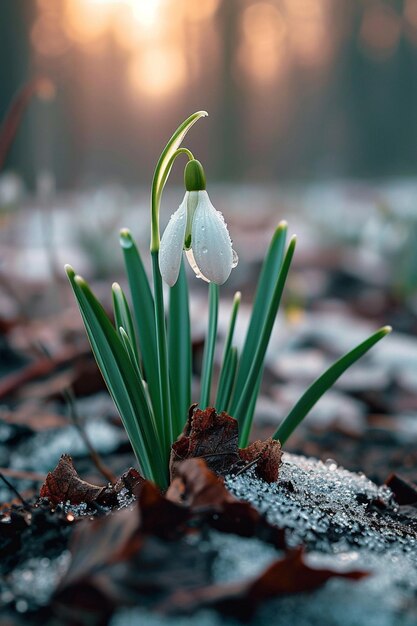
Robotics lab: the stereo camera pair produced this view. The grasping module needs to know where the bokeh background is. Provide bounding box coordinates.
[2,0,417,186]
[1,0,417,488]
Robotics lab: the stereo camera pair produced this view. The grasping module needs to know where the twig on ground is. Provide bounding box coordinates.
[0,471,30,507]
[63,387,117,485]
[234,456,262,477]
[0,467,45,482]
[0,346,90,399]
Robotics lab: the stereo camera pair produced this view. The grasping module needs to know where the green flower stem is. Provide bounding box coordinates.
[200,283,219,408]
[273,326,392,445]
[217,346,238,413]
[215,291,241,410]
[151,250,172,456]
[169,259,191,436]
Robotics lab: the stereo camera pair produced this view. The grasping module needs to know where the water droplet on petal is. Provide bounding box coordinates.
[202,246,208,254]
[232,249,239,268]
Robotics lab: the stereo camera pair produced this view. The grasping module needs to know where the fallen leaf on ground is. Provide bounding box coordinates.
[39,454,143,508]
[53,486,214,625]
[239,438,282,482]
[45,456,366,624]
[170,407,240,479]
[136,480,190,539]
[167,458,286,548]
[170,407,282,482]
[160,547,368,620]
[385,473,417,506]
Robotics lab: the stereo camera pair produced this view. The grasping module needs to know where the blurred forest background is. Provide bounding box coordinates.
[1,0,417,188]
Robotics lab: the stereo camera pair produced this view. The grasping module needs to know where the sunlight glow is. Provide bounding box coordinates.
[128,46,186,97]
[237,3,287,85]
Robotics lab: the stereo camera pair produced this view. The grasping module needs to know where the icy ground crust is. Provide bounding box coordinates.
[113,453,417,626]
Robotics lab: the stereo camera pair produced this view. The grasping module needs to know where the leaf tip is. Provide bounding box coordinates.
[74,274,87,289]
[119,228,133,249]
[381,325,392,335]
[64,264,75,278]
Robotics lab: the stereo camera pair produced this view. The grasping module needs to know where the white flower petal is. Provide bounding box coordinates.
[191,190,234,285]
[185,248,210,283]
[159,193,188,286]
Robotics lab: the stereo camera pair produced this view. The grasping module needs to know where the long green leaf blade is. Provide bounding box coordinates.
[238,365,263,432]
[119,327,143,382]
[236,236,297,446]
[169,259,191,436]
[273,326,392,445]
[112,282,140,369]
[65,265,167,488]
[200,283,219,408]
[230,221,287,413]
[119,229,162,422]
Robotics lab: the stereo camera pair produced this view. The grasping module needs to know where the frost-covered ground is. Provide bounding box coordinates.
[111,453,417,626]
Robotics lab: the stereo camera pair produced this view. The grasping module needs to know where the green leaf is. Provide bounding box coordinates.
[216,346,238,413]
[237,365,263,431]
[112,282,140,371]
[151,250,172,453]
[273,326,392,445]
[169,260,191,436]
[215,291,241,410]
[200,283,219,408]
[230,221,287,414]
[119,229,162,425]
[151,111,208,252]
[235,236,297,447]
[119,327,143,383]
[65,265,167,488]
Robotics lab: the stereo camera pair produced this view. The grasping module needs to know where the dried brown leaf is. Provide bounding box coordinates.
[170,408,282,483]
[170,407,240,479]
[239,438,282,482]
[167,458,286,548]
[385,473,417,506]
[136,480,190,539]
[39,455,143,508]
[161,547,368,620]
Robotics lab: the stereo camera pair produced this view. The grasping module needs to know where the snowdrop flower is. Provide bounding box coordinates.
[159,159,238,287]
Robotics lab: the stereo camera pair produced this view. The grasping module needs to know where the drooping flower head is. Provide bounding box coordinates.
[159,159,238,287]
